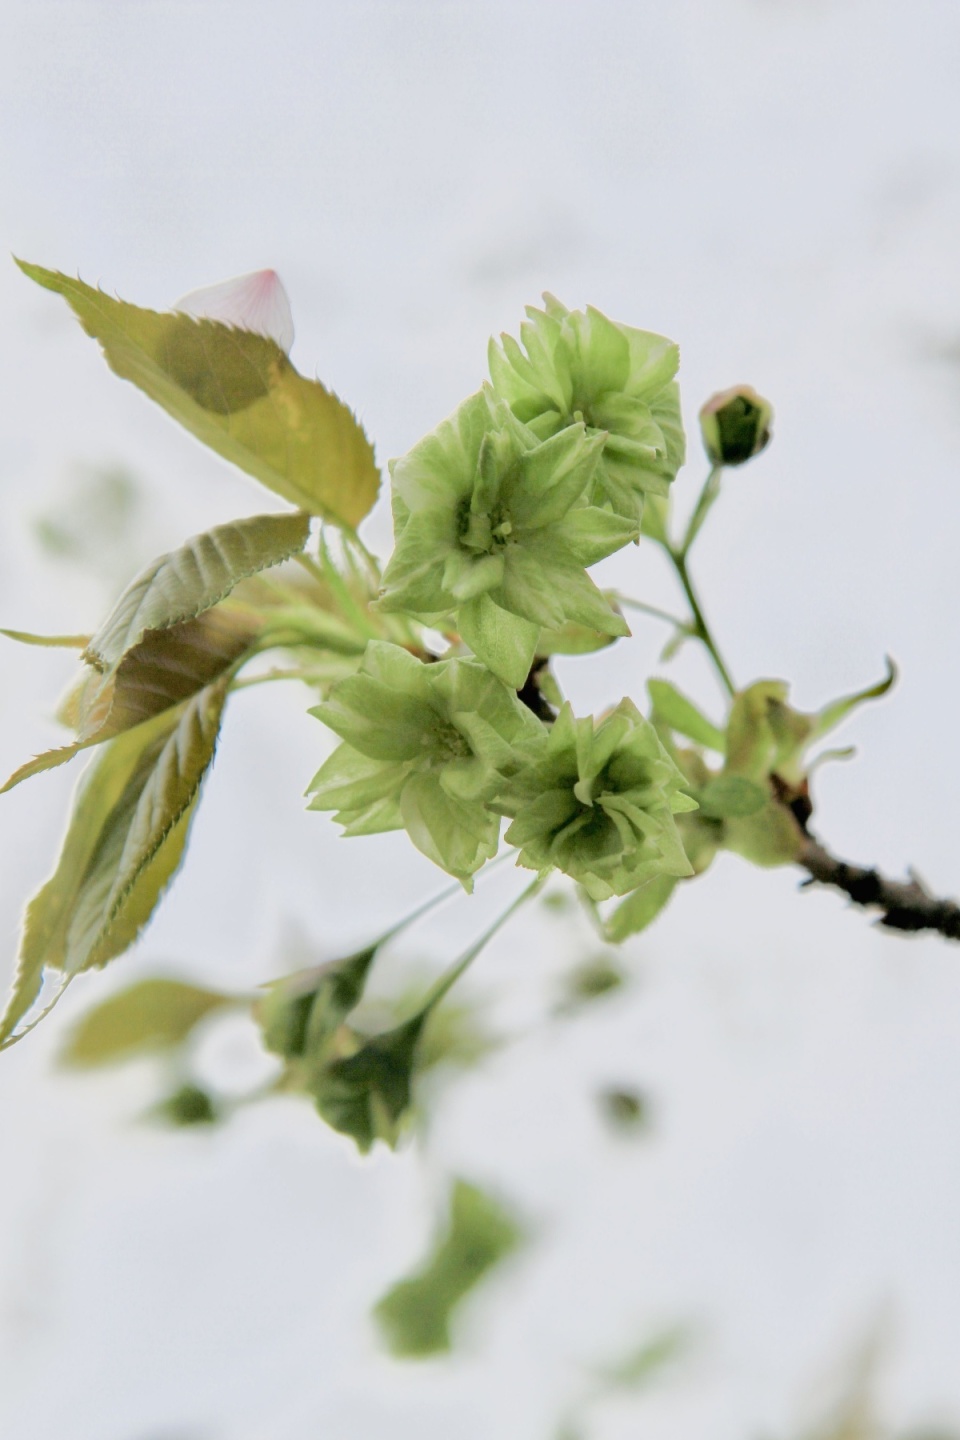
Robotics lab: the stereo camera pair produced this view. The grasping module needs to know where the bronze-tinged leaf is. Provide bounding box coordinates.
[84,511,311,673]
[0,677,230,1046]
[3,605,255,792]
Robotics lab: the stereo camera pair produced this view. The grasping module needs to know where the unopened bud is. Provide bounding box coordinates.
[699,385,773,467]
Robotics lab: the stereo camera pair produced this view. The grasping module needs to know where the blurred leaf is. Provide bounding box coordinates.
[150,1083,219,1127]
[541,888,575,915]
[312,1013,426,1152]
[257,945,378,1061]
[18,262,380,526]
[32,463,143,573]
[659,627,691,663]
[3,606,254,791]
[605,874,677,943]
[84,511,310,673]
[696,774,767,819]
[593,1324,690,1390]
[724,679,798,780]
[597,1087,651,1134]
[722,799,805,867]
[555,955,626,1014]
[60,977,237,1067]
[0,678,228,1047]
[648,678,725,752]
[375,1178,524,1357]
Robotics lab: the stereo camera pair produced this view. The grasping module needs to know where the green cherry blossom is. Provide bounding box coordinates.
[307,641,546,886]
[376,389,635,688]
[488,294,685,524]
[494,699,697,900]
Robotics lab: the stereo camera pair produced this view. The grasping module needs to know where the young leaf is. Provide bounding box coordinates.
[17,262,380,527]
[813,657,897,740]
[0,677,230,1046]
[60,977,237,1067]
[84,511,310,673]
[3,606,255,791]
[374,1179,524,1357]
[648,678,725,752]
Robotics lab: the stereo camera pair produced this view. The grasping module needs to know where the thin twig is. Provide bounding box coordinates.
[797,834,960,940]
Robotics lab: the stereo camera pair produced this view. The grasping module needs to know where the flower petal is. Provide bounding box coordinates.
[173,269,295,353]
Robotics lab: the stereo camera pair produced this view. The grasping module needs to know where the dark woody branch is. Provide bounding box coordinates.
[797,834,960,941]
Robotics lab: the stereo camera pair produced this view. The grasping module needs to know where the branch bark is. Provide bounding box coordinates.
[797,834,960,941]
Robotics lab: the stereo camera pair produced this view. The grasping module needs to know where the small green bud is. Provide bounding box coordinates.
[698,385,773,467]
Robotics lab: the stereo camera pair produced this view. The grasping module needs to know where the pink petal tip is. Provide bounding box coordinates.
[173,269,294,353]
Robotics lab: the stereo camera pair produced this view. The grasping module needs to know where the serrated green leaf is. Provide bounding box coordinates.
[60,977,237,1066]
[374,1179,523,1357]
[696,774,767,819]
[85,511,310,673]
[0,677,229,1047]
[648,678,725,751]
[3,605,254,791]
[17,262,380,526]
[604,873,677,943]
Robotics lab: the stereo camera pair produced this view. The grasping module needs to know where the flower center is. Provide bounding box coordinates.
[459,503,513,555]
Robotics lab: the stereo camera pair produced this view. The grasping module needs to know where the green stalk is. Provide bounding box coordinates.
[667,548,735,698]
[423,874,546,1011]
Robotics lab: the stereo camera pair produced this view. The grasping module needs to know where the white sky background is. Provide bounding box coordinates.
[2,1,960,1436]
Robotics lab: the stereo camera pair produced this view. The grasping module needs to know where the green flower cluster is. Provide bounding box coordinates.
[493,700,697,901]
[309,646,696,897]
[488,294,685,524]
[312,299,696,896]
[376,389,636,688]
[306,642,545,886]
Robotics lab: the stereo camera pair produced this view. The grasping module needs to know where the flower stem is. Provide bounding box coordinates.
[423,874,546,1011]
[667,547,736,698]
[615,595,691,631]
